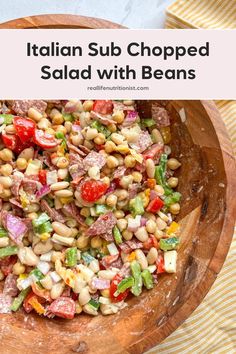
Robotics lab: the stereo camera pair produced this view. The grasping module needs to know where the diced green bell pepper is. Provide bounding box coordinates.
[130,261,143,296]
[0,114,13,125]
[142,118,155,127]
[95,204,108,215]
[85,216,94,226]
[65,247,77,267]
[63,113,74,122]
[32,213,50,228]
[164,192,182,207]
[11,287,31,312]
[113,226,123,245]
[129,196,144,217]
[0,227,8,238]
[141,269,154,290]
[115,276,134,296]
[30,268,44,281]
[88,299,100,310]
[0,246,18,258]
[160,237,180,251]
[90,120,111,138]
[35,221,53,235]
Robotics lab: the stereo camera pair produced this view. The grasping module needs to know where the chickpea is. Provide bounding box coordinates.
[57,168,68,180]
[106,194,117,207]
[0,189,11,199]
[84,140,94,150]
[27,212,38,220]
[12,262,26,275]
[120,175,134,189]
[86,128,98,141]
[71,134,83,146]
[124,155,136,168]
[102,176,110,186]
[18,147,34,161]
[45,128,55,136]
[151,129,164,144]
[106,155,119,169]
[112,110,125,124]
[115,189,129,201]
[0,176,13,188]
[0,164,13,176]
[107,123,117,133]
[116,218,127,232]
[122,230,133,241]
[56,157,69,169]
[156,217,167,230]
[88,166,100,180]
[0,148,14,162]
[76,235,89,249]
[123,100,134,106]
[91,236,102,249]
[38,118,51,130]
[146,219,157,234]
[169,203,180,215]
[0,270,4,281]
[5,124,16,134]
[80,207,90,217]
[55,125,67,135]
[83,100,94,112]
[63,121,72,134]
[16,157,28,170]
[94,133,106,145]
[104,141,116,153]
[168,177,179,188]
[167,158,181,170]
[50,110,64,125]
[111,133,125,145]
[132,171,142,183]
[154,185,165,195]
[114,210,125,219]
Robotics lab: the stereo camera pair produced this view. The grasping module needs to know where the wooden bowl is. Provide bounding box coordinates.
[0,15,236,354]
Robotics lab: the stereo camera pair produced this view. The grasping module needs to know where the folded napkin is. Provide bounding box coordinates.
[148,1,236,353]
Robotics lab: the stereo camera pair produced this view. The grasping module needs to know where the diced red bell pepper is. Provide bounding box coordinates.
[146,197,164,213]
[110,274,130,303]
[143,235,158,250]
[80,179,108,203]
[38,170,47,185]
[13,116,36,143]
[93,100,113,115]
[143,144,164,160]
[156,254,165,274]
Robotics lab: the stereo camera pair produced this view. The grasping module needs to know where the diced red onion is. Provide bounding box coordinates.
[46,170,58,185]
[37,261,50,275]
[140,217,147,226]
[50,271,61,283]
[122,111,138,127]
[72,124,82,133]
[106,182,116,194]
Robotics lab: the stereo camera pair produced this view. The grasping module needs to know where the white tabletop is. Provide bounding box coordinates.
[0,0,175,28]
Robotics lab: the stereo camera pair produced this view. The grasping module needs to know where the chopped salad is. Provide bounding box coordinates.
[0,99,181,318]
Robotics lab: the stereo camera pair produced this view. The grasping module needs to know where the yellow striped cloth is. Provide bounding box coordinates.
[148,1,236,353]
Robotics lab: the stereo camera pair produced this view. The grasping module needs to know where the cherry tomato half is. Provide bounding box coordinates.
[33,129,59,149]
[110,274,130,303]
[13,116,36,143]
[80,179,108,203]
[93,100,113,115]
[2,133,33,154]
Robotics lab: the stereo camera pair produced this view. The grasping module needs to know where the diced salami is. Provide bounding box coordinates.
[113,166,127,179]
[112,101,135,112]
[78,145,91,155]
[11,175,23,197]
[1,210,28,244]
[129,131,152,153]
[69,153,86,180]
[100,254,120,270]
[9,198,23,209]
[122,111,138,127]
[152,106,170,127]
[119,240,143,254]
[40,200,66,223]
[46,297,75,319]
[0,294,12,314]
[69,152,83,166]
[11,100,47,116]
[0,256,17,276]
[83,151,106,171]
[128,183,140,199]
[67,142,87,157]
[22,179,40,195]
[3,274,18,297]
[118,263,131,278]
[90,111,117,126]
[62,203,86,226]
[87,212,117,241]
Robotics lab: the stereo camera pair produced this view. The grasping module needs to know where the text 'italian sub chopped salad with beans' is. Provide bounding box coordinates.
[0,99,182,319]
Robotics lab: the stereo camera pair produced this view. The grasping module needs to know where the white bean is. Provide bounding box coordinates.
[0,237,9,247]
[33,240,53,255]
[79,287,91,306]
[51,181,69,191]
[18,147,34,161]
[89,259,100,273]
[83,304,98,316]
[100,303,119,315]
[54,189,73,197]
[52,222,72,237]
[98,270,117,280]
[0,176,13,188]
[50,282,65,299]
[147,247,158,265]
[135,227,149,242]
[135,249,148,270]
[145,159,155,178]
[41,274,53,290]
[52,234,74,246]
[156,217,167,230]
[18,247,39,266]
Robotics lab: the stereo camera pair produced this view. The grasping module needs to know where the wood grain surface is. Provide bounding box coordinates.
[0,15,235,354]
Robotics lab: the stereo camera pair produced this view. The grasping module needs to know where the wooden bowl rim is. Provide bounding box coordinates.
[0,14,125,29]
[0,14,235,352]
